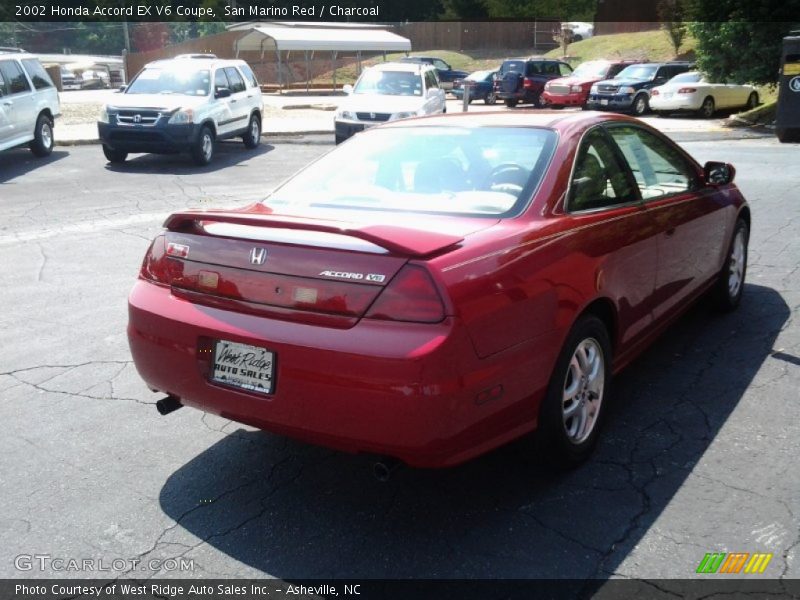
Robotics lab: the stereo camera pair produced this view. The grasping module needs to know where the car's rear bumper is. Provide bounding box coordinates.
[128,280,543,467]
[649,95,702,111]
[98,122,201,153]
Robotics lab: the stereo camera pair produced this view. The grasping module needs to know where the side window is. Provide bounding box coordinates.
[0,60,32,95]
[224,67,246,93]
[214,69,229,91]
[608,63,626,78]
[21,59,54,90]
[526,62,541,76]
[238,64,259,89]
[655,67,671,82]
[568,128,637,212]
[426,70,439,89]
[607,126,698,200]
[559,63,573,76]
[433,59,449,71]
[0,64,6,97]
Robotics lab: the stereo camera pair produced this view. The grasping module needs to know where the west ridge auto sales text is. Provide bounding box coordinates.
[16,583,357,596]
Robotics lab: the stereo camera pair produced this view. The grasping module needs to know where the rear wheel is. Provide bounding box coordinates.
[191,125,214,166]
[504,99,518,108]
[537,315,611,467]
[29,114,54,157]
[698,96,715,118]
[102,145,128,163]
[242,113,261,149]
[777,128,800,143]
[711,218,748,312]
[631,93,649,116]
[485,92,497,105]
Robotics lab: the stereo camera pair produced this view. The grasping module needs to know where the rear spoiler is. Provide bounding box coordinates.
[163,210,464,258]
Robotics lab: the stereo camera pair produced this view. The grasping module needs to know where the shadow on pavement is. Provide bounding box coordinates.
[103,142,273,175]
[158,283,788,579]
[0,149,69,185]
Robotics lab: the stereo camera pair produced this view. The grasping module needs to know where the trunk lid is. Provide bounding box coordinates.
[158,206,496,327]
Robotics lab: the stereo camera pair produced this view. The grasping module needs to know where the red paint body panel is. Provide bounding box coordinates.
[128,111,748,467]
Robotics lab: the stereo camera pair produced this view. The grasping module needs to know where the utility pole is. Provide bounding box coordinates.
[122,21,131,53]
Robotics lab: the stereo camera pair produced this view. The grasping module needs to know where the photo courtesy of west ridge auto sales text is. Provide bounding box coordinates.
[1,0,799,598]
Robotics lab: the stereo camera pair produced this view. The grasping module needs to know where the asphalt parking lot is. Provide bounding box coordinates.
[1,131,798,585]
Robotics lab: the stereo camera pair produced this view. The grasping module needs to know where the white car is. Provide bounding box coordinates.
[97,54,264,165]
[649,71,759,118]
[0,52,60,157]
[562,22,594,41]
[334,62,446,144]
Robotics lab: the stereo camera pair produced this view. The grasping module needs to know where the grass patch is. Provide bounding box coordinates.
[727,100,776,127]
[546,30,696,65]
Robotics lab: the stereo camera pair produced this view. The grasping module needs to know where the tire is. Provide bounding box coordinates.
[711,218,749,312]
[191,125,214,166]
[777,128,800,143]
[504,99,518,108]
[631,93,649,116]
[537,315,612,467]
[746,92,759,110]
[29,114,54,157]
[335,133,347,145]
[697,96,715,118]
[531,94,542,108]
[485,92,497,105]
[242,113,261,149]
[654,111,669,118]
[102,144,128,163]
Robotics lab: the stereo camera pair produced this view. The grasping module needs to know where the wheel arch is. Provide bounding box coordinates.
[37,108,54,123]
[199,119,217,138]
[578,297,619,353]
[737,205,751,231]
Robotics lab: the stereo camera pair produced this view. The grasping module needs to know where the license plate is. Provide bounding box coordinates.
[600,99,609,106]
[211,340,275,395]
[662,93,673,99]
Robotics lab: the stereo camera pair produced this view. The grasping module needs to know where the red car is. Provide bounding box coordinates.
[128,111,749,470]
[541,60,637,108]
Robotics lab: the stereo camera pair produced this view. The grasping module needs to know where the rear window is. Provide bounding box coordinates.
[238,63,259,88]
[500,61,526,75]
[21,59,54,90]
[264,126,557,218]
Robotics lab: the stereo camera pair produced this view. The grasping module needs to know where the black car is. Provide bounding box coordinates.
[585,62,693,116]
[398,56,469,90]
[494,58,573,107]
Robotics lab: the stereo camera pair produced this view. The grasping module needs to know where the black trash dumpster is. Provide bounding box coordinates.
[777,31,800,143]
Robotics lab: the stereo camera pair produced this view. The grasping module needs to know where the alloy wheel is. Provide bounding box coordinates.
[562,338,605,444]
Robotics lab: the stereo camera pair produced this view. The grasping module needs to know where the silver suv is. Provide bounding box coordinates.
[0,52,60,157]
[98,54,264,166]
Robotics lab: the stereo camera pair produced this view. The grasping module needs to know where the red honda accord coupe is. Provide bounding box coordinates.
[128,111,749,469]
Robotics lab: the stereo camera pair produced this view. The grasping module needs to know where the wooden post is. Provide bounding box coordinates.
[277,49,282,94]
[305,50,309,93]
[332,50,338,92]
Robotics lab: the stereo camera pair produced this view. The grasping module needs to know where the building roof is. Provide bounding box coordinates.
[234,25,411,54]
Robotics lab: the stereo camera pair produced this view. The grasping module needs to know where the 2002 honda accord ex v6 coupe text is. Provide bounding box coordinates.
[128,111,749,469]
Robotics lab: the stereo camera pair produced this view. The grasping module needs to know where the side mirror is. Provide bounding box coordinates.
[215,87,231,99]
[342,84,353,95]
[118,85,127,92]
[704,161,736,185]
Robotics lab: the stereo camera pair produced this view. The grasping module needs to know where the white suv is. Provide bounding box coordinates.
[334,62,447,144]
[0,52,60,157]
[98,55,264,166]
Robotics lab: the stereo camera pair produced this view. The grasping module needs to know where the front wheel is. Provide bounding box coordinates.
[102,145,128,163]
[29,115,54,157]
[504,99,518,108]
[537,315,611,467]
[191,125,214,166]
[242,114,261,149]
[711,218,748,312]
[485,92,497,105]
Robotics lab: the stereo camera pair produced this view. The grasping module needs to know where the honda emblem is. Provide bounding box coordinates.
[133,114,142,124]
[249,247,267,265]
[370,112,376,119]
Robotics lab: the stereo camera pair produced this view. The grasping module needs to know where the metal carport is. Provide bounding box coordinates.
[233,25,412,92]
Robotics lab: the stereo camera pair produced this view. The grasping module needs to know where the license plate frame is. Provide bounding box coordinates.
[211,339,275,395]
[600,98,609,106]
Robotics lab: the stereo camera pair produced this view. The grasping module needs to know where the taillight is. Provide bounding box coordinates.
[677,87,697,94]
[651,89,660,96]
[139,235,182,286]
[523,78,535,89]
[365,265,445,324]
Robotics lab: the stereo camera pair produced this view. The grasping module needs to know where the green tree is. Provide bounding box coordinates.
[658,0,687,57]
[685,0,800,85]
[482,0,594,20]
[440,0,489,19]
